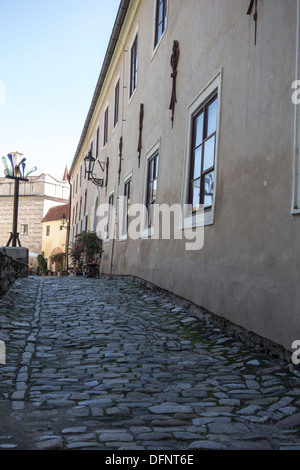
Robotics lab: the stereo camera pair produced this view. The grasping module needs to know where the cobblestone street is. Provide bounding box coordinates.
[0,275,300,451]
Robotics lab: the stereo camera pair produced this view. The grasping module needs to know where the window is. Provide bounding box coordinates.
[84,189,87,215]
[107,193,114,239]
[146,152,159,227]
[79,196,82,221]
[183,71,221,227]
[46,226,50,236]
[103,107,109,146]
[93,196,99,232]
[123,178,132,235]
[130,34,138,97]
[114,80,120,127]
[20,224,28,236]
[96,127,100,159]
[154,0,167,47]
[189,94,218,211]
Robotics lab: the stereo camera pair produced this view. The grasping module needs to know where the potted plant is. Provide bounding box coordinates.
[69,231,103,275]
[37,254,48,276]
[50,252,65,275]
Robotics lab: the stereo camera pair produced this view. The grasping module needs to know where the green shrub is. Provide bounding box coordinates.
[37,254,47,274]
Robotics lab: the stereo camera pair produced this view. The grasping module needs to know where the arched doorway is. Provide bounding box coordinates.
[50,246,64,273]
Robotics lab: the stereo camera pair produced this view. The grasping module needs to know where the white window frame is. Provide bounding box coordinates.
[151,0,168,60]
[103,105,109,149]
[181,70,222,229]
[104,190,115,242]
[113,73,121,131]
[128,25,139,104]
[140,140,160,239]
[92,195,99,233]
[119,171,133,241]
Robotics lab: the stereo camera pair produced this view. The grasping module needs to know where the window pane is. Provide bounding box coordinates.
[194,111,204,147]
[157,23,163,42]
[203,171,214,207]
[154,154,159,178]
[158,1,163,23]
[149,158,154,180]
[203,136,215,171]
[207,98,218,137]
[192,180,201,211]
[193,145,202,180]
[153,179,157,200]
[148,203,154,227]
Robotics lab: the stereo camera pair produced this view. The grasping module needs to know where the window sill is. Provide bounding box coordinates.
[181,207,214,229]
[118,233,128,242]
[128,85,138,106]
[291,207,300,216]
[151,28,168,62]
[140,226,154,239]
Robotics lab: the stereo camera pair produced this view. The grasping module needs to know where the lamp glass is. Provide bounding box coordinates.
[84,151,95,176]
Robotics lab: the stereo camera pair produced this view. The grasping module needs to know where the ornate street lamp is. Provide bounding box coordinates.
[61,213,67,228]
[84,150,104,187]
[1,152,37,247]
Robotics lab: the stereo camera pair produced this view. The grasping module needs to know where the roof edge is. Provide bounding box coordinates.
[70,0,131,175]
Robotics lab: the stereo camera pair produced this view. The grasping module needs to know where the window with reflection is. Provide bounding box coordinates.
[154,0,167,47]
[114,80,119,127]
[123,178,132,235]
[107,193,114,239]
[103,107,109,146]
[189,94,218,211]
[146,152,159,227]
[130,35,138,97]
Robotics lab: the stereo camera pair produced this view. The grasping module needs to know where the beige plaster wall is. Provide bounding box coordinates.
[42,219,67,271]
[70,0,300,352]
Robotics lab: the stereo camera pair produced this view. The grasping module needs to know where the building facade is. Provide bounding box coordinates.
[69,0,300,353]
[41,203,69,272]
[0,173,70,269]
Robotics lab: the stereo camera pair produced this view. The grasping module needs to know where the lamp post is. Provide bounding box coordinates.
[84,150,104,187]
[1,152,37,247]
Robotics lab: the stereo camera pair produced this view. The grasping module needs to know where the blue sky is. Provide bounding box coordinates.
[0,0,120,180]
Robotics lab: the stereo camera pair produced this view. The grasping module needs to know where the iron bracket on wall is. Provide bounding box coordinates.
[118,136,123,185]
[169,40,180,128]
[137,103,144,168]
[247,0,258,45]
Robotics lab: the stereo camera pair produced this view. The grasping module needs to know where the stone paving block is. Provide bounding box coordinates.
[208,422,250,434]
[97,430,134,442]
[149,402,193,414]
[188,440,228,450]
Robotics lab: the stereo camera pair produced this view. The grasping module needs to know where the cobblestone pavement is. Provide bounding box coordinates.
[0,275,300,451]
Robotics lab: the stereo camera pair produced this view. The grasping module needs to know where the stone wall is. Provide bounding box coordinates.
[0,197,44,255]
[0,248,28,296]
